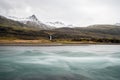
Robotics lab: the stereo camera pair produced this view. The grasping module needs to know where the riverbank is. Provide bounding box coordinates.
[0,40,119,46]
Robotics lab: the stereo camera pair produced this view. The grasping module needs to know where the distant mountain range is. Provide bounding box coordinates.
[7,14,55,30]
[5,14,120,28]
[0,14,120,43]
[8,15,75,28]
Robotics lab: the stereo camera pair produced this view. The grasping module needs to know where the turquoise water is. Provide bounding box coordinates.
[0,45,120,80]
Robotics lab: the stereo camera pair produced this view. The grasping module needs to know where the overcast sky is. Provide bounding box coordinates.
[0,0,120,27]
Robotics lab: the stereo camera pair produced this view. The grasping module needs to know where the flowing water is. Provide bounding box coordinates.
[0,45,120,80]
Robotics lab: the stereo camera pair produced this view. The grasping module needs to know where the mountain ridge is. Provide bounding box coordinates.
[0,14,120,43]
[7,14,55,30]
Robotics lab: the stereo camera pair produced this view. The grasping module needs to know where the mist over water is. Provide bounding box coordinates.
[0,45,120,80]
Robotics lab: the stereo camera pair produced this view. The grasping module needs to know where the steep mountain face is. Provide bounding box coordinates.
[8,15,55,30]
[0,15,48,39]
[0,15,28,28]
[27,15,38,21]
[23,15,54,30]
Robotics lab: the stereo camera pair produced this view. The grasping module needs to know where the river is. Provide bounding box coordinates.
[0,45,120,80]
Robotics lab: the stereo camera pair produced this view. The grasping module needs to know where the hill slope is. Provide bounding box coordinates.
[0,15,120,43]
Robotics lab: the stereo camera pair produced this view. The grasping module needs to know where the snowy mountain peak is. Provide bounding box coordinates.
[6,15,54,30]
[46,21,75,27]
[67,24,74,27]
[46,21,65,27]
[54,21,65,25]
[27,14,38,21]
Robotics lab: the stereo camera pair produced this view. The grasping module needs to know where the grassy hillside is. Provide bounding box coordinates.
[0,15,120,43]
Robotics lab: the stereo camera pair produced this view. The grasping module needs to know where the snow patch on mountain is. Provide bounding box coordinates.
[115,23,120,26]
[45,21,75,27]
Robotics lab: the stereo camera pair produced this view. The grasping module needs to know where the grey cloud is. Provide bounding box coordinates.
[0,0,120,26]
[0,0,13,15]
[0,0,12,9]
